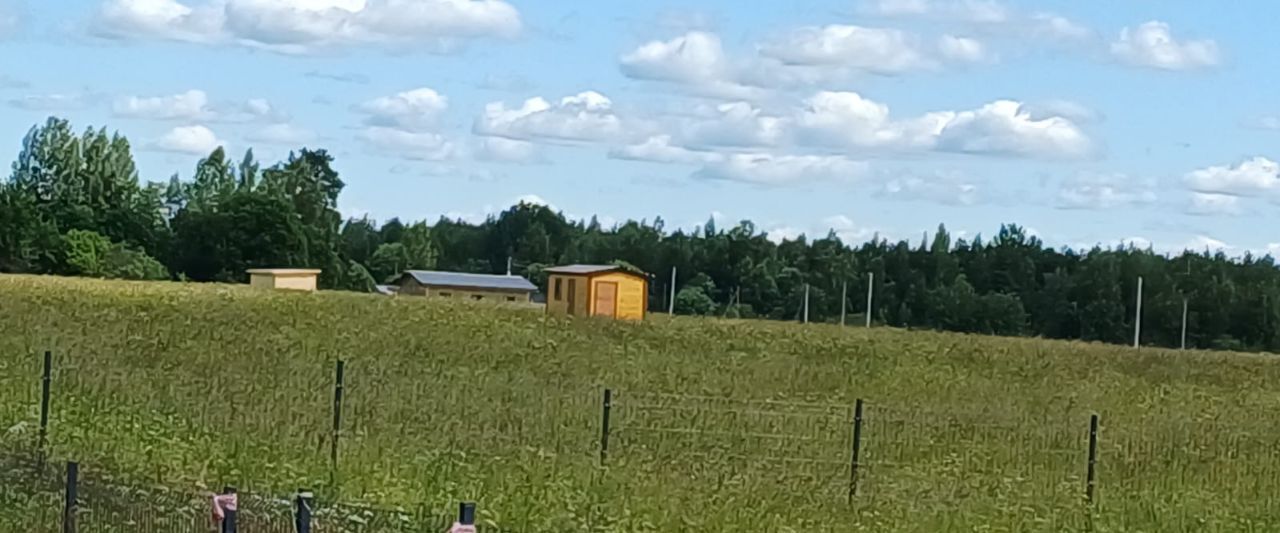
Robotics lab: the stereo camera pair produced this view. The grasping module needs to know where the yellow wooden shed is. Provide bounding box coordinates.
[544,265,648,320]
[246,268,322,292]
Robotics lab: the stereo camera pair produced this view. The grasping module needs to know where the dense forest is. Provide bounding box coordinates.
[2,117,1279,352]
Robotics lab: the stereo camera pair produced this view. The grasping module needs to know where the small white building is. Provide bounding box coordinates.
[246,269,322,292]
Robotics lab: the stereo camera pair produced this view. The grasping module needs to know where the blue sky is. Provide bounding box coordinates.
[2,0,1278,255]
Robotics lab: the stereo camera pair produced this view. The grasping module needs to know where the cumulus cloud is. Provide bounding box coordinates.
[611,136,863,187]
[475,91,635,144]
[113,89,212,120]
[1022,100,1102,124]
[867,0,1088,39]
[933,100,1093,158]
[1056,173,1156,209]
[797,91,1092,158]
[608,135,719,166]
[1111,21,1220,71]
[245,123,317,145]
[619,31,761,99]
[679,101,787,148]
[1184,157,1280,197]
[759,25,931,74]
[93,0,522,53]
[1185,192,1243,216]
[154,124,223,154]
[879,172,980,206]
[694,153,867,186]
[937,35,989,63]
[357,87,448,131]
[476,137,543,163]
[359,126,455,161]
[8,93,97,111]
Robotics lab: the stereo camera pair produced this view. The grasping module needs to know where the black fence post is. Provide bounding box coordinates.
[294,489,313,533]
[39,350,52,458]
[1086,413,1099,505]
[62,461,77,533]
[848,398,864,503]
[599,389,612,466]
[330,360,346,483]
[458,501,476,526]
[220,486,238,533]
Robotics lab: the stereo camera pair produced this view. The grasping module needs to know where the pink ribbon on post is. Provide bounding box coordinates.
[211,493,238,522]
[449,522,477,533]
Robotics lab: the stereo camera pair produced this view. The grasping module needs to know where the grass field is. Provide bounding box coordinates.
[4,274,1280,532]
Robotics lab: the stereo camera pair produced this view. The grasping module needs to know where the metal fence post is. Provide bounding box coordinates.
[1086,414,1099,505]
[330,360,346,483]
[220,486,238,533]
[599,389,612,466]
[62,461,77,533]
[294,489,313,533]
[39,350,52,458]
[848,399,864,503]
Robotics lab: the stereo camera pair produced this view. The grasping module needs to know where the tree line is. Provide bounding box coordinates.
[2,117,1278,352]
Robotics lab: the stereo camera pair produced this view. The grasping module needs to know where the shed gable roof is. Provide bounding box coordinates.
[401,270,537,292]
[544,264,647,277]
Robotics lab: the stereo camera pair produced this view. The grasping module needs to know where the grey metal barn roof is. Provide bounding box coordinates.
[543,265,624,275]
[402,270,537,292]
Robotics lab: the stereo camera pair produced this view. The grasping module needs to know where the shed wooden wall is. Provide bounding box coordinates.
[588,272,647,320]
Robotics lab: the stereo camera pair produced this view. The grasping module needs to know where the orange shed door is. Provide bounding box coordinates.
[594,281,618,317]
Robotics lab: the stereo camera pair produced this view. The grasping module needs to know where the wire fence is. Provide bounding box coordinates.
[10,347,1280,529]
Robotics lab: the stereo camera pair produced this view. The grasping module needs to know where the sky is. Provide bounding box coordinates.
[1,0,1278,256]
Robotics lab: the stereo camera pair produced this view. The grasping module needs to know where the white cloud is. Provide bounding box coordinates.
[759,25,931,74]
[867,0,1007,23]
[1186,192,1243,216]
[797,92,1092,158]
[1184,157,1280,197]
[154,124,223,154]
[1111,21,1220,71]
[880,173,980,206]
[934,100,1093,158]
[680,101,787,148]
[245,123,317,145]
[620,32,761,99]
[1181,235,1232,253]
[8,93,95,110]
[475,91,634,144]
[621,31,726,82]
[866,0,1089,42]
[1023,100,1102,124]
[113,89,212,120]
[821,215,878,243]
[937,35,989,63]
[694,153,867,186]
[357,87,448,131]
[608,135,719,166]
[359,126,455,161]
[1056,173,1156,209]
[94,0,522,53]
[1246,116,1280,131]
[476,137,543,163]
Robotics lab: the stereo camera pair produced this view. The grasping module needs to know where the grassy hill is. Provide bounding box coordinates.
[3,274,1280,532]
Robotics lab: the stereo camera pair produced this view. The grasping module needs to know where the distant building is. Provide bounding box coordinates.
[544,265,648,320]
[393,270,537,303]
[246,269,322,292]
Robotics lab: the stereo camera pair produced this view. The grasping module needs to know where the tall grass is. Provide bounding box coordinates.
[3,274,1280,531]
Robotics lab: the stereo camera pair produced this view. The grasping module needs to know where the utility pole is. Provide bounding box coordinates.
[840,281,848,326]
[668,267,677,314]
[1180,297,1189,350]
[803,284,810,324]
[506,256,512,276]
[865,272,875,328]
[1133,276,1144,349]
